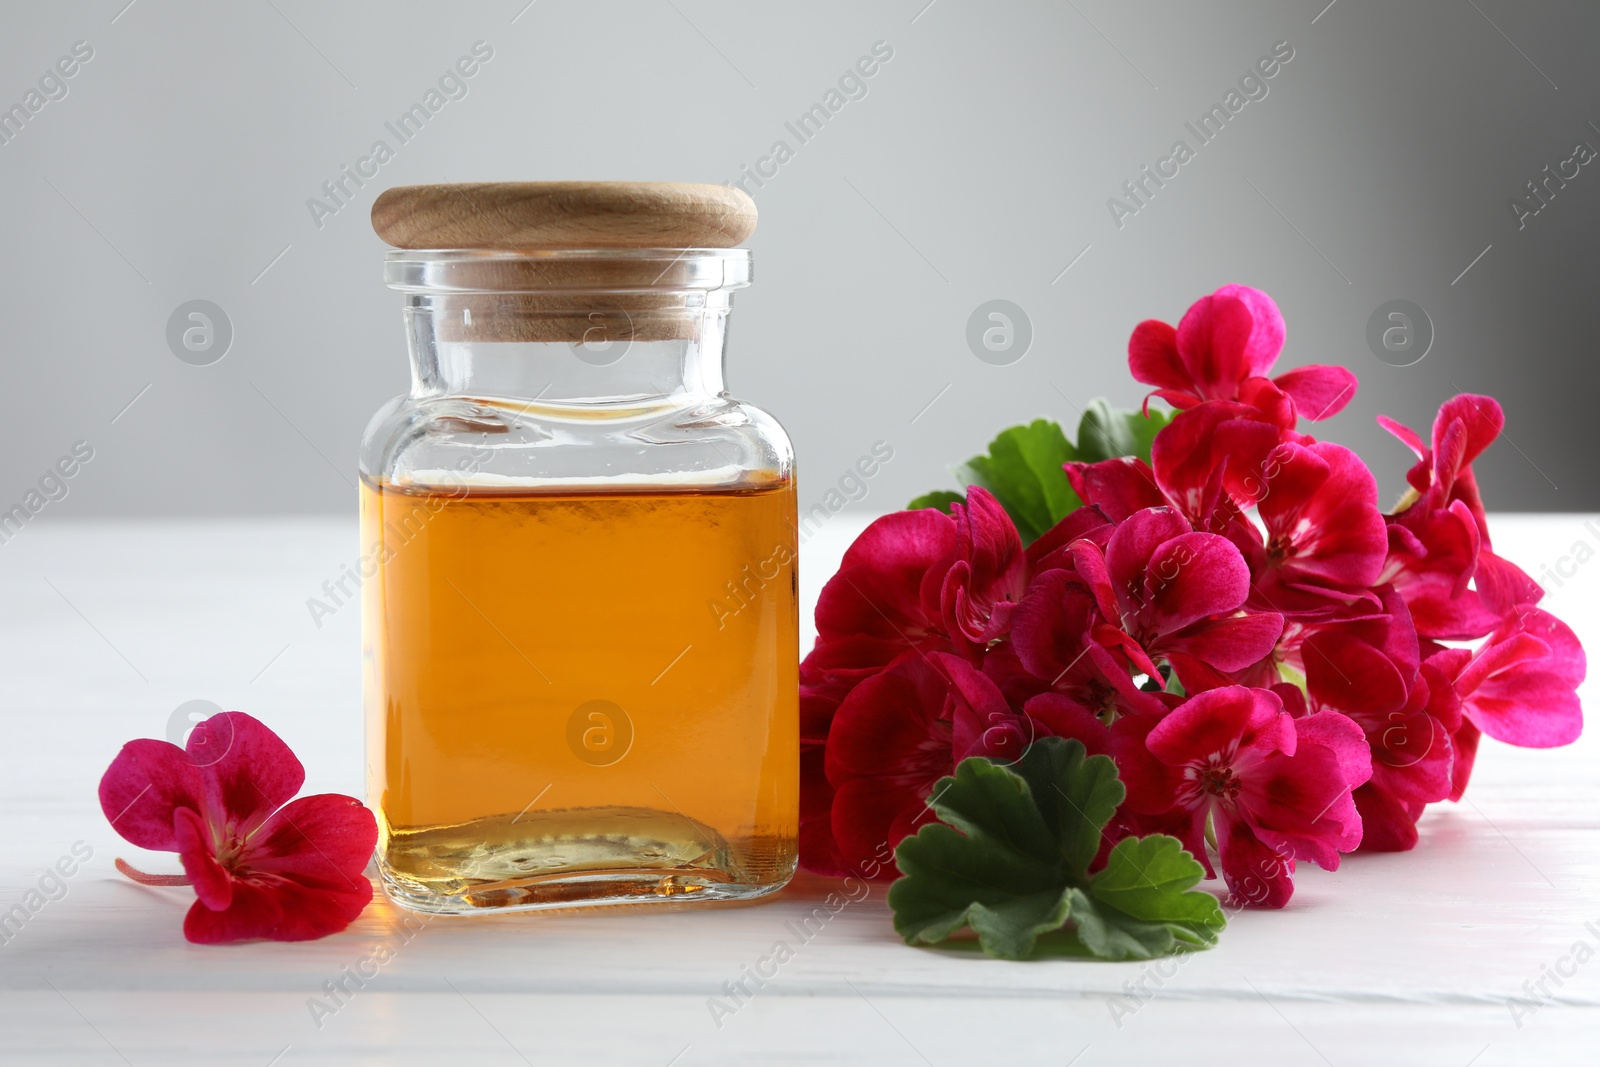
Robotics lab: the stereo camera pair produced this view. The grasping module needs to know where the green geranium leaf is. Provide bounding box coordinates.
[904,403,1171,546]
[1074,399,1172,464]
[1090,835,1224,951]
[888,738,1225,961]
[907,490,964,514]
[955,419,1080,543]
[1011,734,1123,875]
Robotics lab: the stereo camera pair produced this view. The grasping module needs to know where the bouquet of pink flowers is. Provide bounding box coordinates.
[800,285,1584,959]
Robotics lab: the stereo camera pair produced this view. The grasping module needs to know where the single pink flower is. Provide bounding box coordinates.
[1380,394,1503,538]
[1241,441,1390,615]
[1129,284,1357,425]
[1299,586,1457,851]
[1001,568,1174,725]
[1441,606,1585,749]
[99,712,376,944]
[1349,658,1462,851]
[1378,394,1509,640]
[1114,685,1371,907]
[940,487,1029,658]
[1069,507,1284,693]
[1150,401,1286,529]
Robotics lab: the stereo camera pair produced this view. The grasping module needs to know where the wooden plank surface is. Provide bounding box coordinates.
[1,514,1596,1065]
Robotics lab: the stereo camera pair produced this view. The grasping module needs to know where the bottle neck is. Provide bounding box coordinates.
[386,247,750,409]
[404,295,730,406]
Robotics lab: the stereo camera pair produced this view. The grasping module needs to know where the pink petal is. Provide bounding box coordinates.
[814,509,957,662]
[1352,782,1422,852]
[933,652,1019,762]
[1473,551,1544,616]
[1216,817,1295,908]
[1376,415,1426,460]
[1293,710,1373,791]
[1163,650,1242,695]
[1273,364,1358,421]
[1143,531,1255,632]
[174,806,234,912]
[1093,623,1162,681]
[799,744,851,877]
[1151,404,1283,521]
[182,874,372,945]
[1236,377,1297,429]
[1240,744,1363,869]
[1174,285,1287,398]
[1432,394,1504,472]
[190,712,305,839]
[824,656,952,783]
[1403,585,1503,642]
[1021,693,1112,756]
[1303,629,1410,718]
[1145,686,1291,766]
[1432,414,1469,500]
[1009,571,1096,680]
[946,488,1027,640]
[1149,388,1203,411]
[1110,712,1190,817]
[830,775,937,877]
[1162,612,1285,674]
[98,739,206,852]
[1367,709,1453,805]
[1258,442,1389,591]
[244,794,379,887]
[1492,607,1584,687]
[1067,541,1122,623]
[1448,717,1482,801]
[1464,666,1583,748]
[1456,632,1550,694]
[1063,458,1168,524]
[1106,508,1194,603]
[1128,319,1187,390]
[1026,504,1116,574]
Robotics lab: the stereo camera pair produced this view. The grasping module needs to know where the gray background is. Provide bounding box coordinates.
[2,0,1595,520]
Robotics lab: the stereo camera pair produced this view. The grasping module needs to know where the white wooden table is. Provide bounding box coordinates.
[1,513,1596,1065]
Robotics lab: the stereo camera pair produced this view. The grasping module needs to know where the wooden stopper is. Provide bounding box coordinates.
[371,182,757,250]
[430,295,707,344]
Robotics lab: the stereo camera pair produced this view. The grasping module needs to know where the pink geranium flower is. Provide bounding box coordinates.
[1129,283,1357,426]
[1069,507,1284,692]
[940,487,1029,658]
[1437,606,1585,750]
[1150,402,1285,528]
[1114,685,1371,907]
[1378,395,1509,640]
[1001,569,1175,725]
[1350,659,1462,852]
[1239,441,1390,615]
[99,712,376,944]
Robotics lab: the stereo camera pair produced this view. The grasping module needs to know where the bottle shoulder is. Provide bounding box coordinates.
[360,393,792,493]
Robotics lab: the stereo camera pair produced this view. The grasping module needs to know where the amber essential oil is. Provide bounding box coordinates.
[362,475,799,912]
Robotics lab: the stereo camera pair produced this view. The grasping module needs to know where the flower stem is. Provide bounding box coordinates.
[114,857,192,887]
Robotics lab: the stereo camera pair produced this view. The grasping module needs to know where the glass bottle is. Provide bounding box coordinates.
[360,184,797,913]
